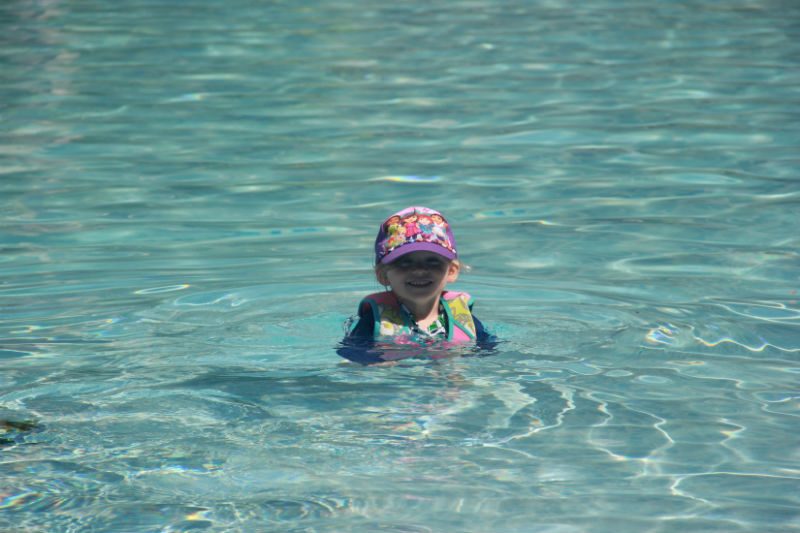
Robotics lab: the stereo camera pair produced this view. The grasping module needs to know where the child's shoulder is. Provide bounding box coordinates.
[360,291,396,306]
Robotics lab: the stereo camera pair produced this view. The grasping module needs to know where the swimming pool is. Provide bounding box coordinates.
[2,0,799,530]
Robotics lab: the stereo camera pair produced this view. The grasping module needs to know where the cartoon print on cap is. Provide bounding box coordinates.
[430,214,448,243]
[403,215,422,241]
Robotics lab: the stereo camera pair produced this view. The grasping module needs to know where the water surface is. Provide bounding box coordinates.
[2,0,799,531]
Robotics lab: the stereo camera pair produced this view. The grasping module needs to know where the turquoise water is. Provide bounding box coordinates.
[2,0,799,530]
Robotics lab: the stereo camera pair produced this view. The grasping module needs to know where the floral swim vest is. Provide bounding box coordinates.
[357,291,477,343]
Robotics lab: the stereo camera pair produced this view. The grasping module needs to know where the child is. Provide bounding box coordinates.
[338,206,493,364]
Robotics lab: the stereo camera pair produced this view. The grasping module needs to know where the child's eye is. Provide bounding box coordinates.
[404,260,442,270]
[391,257,448,271]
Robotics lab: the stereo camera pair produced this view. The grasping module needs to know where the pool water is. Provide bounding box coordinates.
[2,0,799,531]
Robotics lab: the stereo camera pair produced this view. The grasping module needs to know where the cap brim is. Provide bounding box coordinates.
[380,242,457,264]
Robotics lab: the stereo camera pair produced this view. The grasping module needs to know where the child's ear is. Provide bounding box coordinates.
[446,261,460,283]
[375,266,389,286]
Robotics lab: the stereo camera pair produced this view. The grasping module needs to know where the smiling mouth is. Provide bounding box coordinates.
[406,280,432,288]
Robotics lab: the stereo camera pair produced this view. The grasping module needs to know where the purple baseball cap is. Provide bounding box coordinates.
[374,206,458,264]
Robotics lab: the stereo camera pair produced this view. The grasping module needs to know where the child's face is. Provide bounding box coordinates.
[377,251,459,305]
